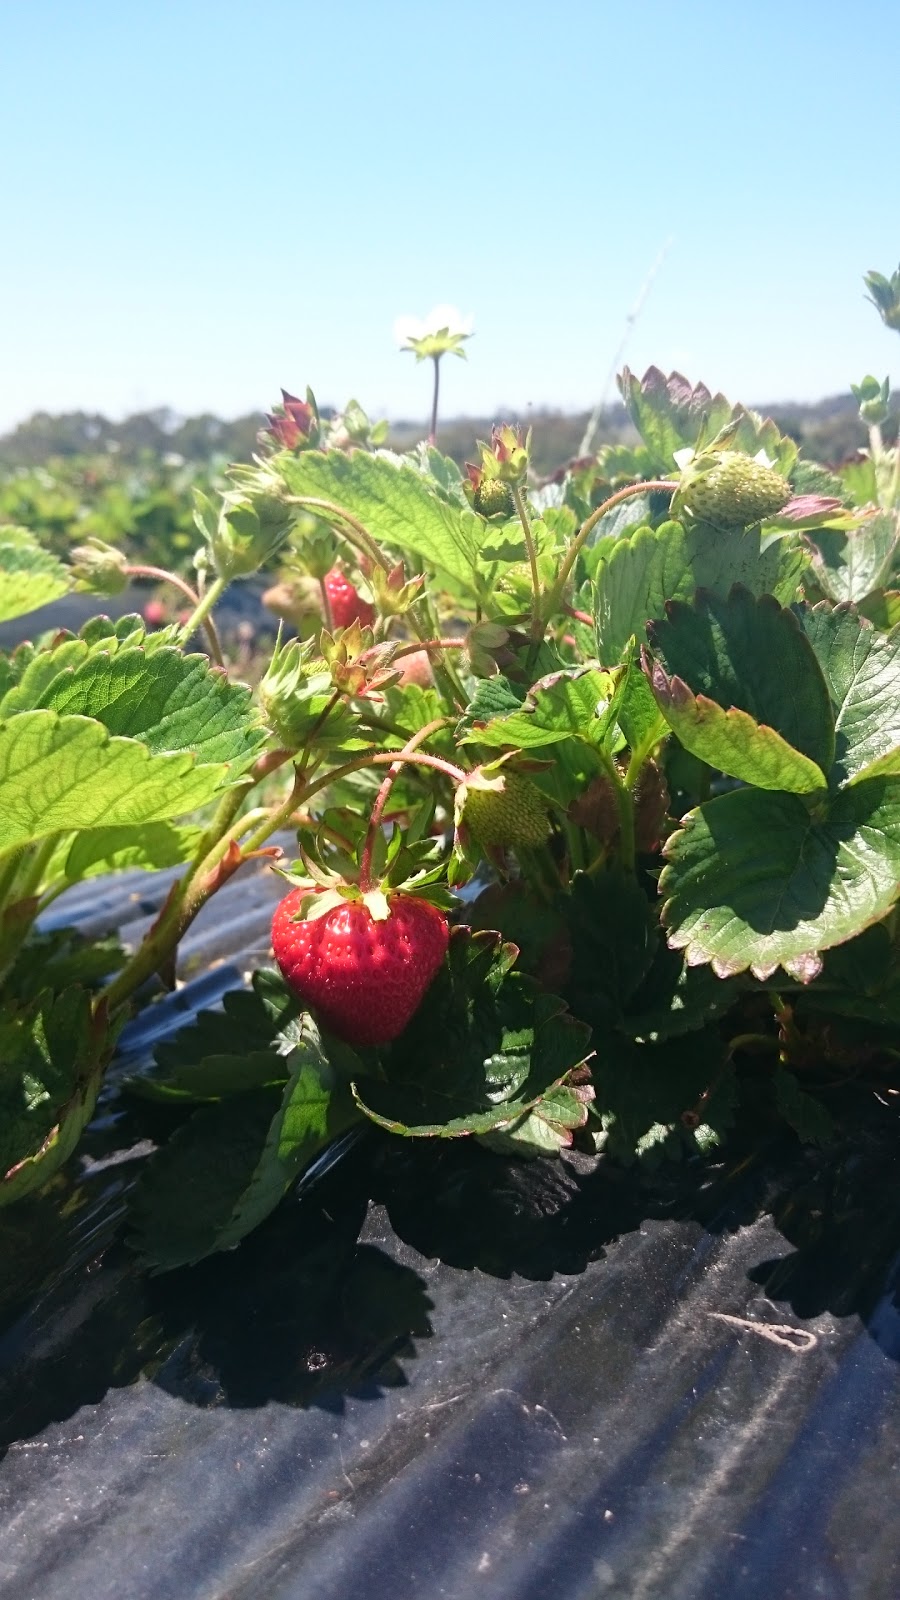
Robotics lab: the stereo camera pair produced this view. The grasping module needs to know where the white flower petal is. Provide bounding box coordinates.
[422,303,474,336]
[393,314,425,346]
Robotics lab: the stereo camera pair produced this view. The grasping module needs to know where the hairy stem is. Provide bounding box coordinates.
[429,354,441,445]
[546,479,677,619]
[286,496,391,572]
[511,484,544,647]
[318,573,334,631]
[127,564,225,665]
[358,719,451,891]
[176,573,228,652]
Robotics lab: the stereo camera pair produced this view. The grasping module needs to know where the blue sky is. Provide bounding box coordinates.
[1,0,898,432]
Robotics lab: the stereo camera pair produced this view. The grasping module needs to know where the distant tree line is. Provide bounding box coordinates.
[0,391,889,477]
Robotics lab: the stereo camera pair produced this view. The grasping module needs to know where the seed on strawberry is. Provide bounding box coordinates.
[271,888,449,1047]
[462,771,551,850]
[323,567,375,629]
[679,451,791,528]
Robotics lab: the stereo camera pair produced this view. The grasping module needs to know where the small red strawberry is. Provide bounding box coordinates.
[271,888,449,1047]
[323,567,375,629]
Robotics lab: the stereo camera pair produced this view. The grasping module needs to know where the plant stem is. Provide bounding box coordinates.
[126,564,225,665]
[623,712,667,791]
[286,496,391,572]
[97,766,306,1015]
[512,484,544,646]
[546,479,677,620]
[889,436,900,511]
[318,574,334,631]
[10,834,61,904]
[597,748,635,871]
[176,573,228,651]
[429,354,441,445]
[358,720,451,891]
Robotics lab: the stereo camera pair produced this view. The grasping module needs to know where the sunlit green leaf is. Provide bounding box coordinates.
[661,779,900,978]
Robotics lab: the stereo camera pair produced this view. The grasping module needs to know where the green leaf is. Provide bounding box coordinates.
[595,519,805,660]
[64,821,203,880]
[857,590,900,630]
[618,368,736,472]
[646,587,835,778]
[277,449,488,595]
[623,941,743,1041]
[772,1067,834,1146]
[615,650,666,753]
[32,646,267,772]
[129,969,302,1103]
[562,868,660,1034]
[617,368,796,476]
[593,1028,737,1165]
[130,1036,361,1269]
[0,987,108,1204]
[804,512,898,603]
[461,666,617,750]
[4,930,124,1005]
[352,928,591,1137]
[0,711,231,858]
[478,1084,592,1157]
[646,666,828,794]
[0,527,70,623]
[661,779,900,978]
[795,606,900,787]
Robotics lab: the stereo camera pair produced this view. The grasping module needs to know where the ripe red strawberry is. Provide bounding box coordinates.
[323,567,375,629]
[271,888,449,1047]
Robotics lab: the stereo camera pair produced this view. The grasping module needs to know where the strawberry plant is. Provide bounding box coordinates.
[3,269,900,1272]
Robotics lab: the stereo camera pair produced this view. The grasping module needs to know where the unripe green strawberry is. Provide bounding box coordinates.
[680,451,791,528]
[472,477,515,518]
[463,771,551,850]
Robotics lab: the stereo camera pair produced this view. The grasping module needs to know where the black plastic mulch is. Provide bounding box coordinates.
[1,852,899,1600]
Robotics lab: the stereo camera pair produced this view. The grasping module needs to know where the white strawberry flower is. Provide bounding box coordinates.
[392,304,474,361]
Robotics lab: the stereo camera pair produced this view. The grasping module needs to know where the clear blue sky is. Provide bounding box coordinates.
[1,0,898,432]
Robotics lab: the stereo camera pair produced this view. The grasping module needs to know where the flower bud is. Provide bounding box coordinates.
[851,375,891,426]
[369,560,425,616]
[259,633,350,751]
[265,387,321,450]
[194,466,296,582]
[68,538,130,595]
[864,267,900,333]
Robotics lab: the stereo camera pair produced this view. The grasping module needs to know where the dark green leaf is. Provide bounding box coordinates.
[130,1037,361,1269]
[352,929,590,1136]
[563,867,660,1033]
[804,512,898,603]
[595,519,805,660]
[647,588,835,776]
[130,968,302,1102]
[796,606,900,786]
[0,987,107,1203]
[593,1028,737,1164]
[772,1068,834,1146]
[661,779,900,978]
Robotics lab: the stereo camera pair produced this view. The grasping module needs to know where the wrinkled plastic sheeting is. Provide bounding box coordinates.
[1,858,900,1600]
